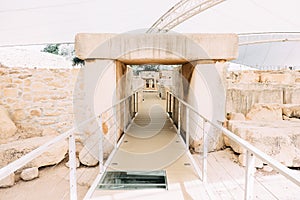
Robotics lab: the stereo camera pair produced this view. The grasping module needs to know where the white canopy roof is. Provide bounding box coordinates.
[1,0,300,46]
[1,0,300,68]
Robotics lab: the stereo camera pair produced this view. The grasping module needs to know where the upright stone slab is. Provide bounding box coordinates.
[75,33,238,151]
[0,105,17,143]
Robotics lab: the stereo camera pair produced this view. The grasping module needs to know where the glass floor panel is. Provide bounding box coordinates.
[97,171,168,190]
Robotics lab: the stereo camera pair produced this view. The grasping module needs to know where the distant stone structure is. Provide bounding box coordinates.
[225,70,300,167]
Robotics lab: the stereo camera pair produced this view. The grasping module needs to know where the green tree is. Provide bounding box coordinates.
[41,44,84,67]
[42,44,60,55]
[72,57,84,66]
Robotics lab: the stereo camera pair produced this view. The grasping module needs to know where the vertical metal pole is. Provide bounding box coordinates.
[123,100,126,134]
[134,93,136,113]
[202,120,208,183]
[245,150,255,200]
[99,117,104,173]
[136,92,138,113]
[166,91,169,112]
[133,93,136,114]
[186,107,189,150]
[69,132,77,200]
[173,96,176,115]
[177,102,181,135]
[169,93,172,115]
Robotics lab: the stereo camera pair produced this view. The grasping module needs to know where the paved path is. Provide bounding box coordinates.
[90,91,300,200]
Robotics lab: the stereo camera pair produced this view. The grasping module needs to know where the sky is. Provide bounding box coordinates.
[1,0,300,46]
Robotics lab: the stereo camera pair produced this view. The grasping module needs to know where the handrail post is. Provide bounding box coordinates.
[202,120,208,183]
[123,100,126,135]
[177,102,181,135]
[69,132,77,200]
[134,93,136,114]
[166,91,169,112]
[185,107,189,150]
[113,105,118,149]
[245,150,255,200]
[99,116,104,174]
[136,92,138,113]
[169,93,172,116]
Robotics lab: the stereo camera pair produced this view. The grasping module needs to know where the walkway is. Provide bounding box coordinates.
[90,91,200,199]
[88,91,300,200]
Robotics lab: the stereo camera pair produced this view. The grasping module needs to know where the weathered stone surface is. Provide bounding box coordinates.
[246,104,282,121]
[43,110,61,116]
[31,82,47,91]
[23,87,31,92]
[0,173,15,188]
[79,146,99,167]
[102,122,108,135]
[75,141,84,156]
[18,74,32,79]
[5,83,18,88]
[260,72,294,84]
[191,139,203,153]
[24,79,31,86]
[227,112,245,121]
[0,136,68,168]
[283,115,290,120]
[46,81,65,88]
[191,129,224,153]
[16,124,43,139]
[3,88,18,98]
[0,66,81,149]
[50,93,68,100]
[12,109,26,121]
[37,116,57,125]
[262,165,273,172]
[226,85,284,115]
[33,96,48,102]
[23,94,32,101]
[75,33,238,62]
[284,87,300,104]
[287,118,300,122]
[65,158,80,168]
[42,128,59,136]
[6,98,16,104]
[238,71,260,83]
[0,106,17,141]
[282,104,300,118]
[30,109,42,117]
[223,135,230,147]
[20,167,39,181]
[227,120,300,167]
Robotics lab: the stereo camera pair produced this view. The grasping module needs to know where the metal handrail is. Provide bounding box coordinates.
[0,88,142,200]
[100,87,143,115]
[0,115,96,181]
[167,90,300,199]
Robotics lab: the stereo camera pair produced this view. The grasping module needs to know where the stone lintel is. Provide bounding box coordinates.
[75,33,238,64]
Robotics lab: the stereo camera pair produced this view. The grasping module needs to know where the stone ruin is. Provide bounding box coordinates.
[1,61,300,187]
[225,70,300,168]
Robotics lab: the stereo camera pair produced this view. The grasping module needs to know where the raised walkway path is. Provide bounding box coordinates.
[88,91,300,200]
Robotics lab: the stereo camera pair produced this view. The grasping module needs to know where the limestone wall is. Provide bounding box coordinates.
[226,70,300,167]
[0,65,79,144]
[173,61,228,153]
[226,70,300,115]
